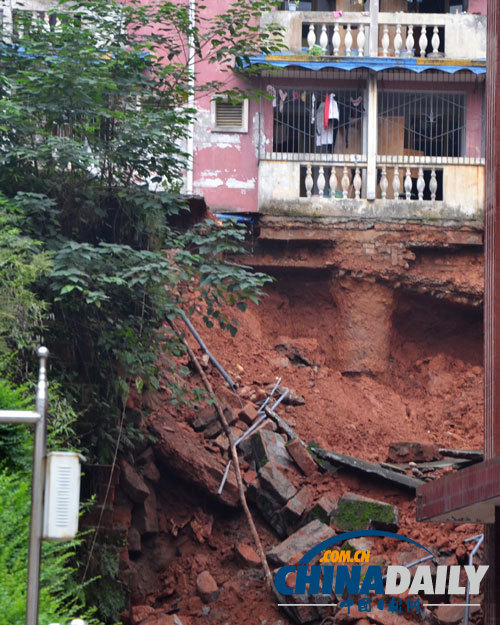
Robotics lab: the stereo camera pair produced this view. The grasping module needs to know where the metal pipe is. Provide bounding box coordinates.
[382,553,435,580]
[464,533,484,625]
[217,389,289,493]
[0,411,40,424]
[179,310,238,392]
[26,346,49,625]
[234,389,289,447]
[256,377,282,416]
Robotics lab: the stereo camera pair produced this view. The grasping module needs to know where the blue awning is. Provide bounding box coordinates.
[246,54,486,75]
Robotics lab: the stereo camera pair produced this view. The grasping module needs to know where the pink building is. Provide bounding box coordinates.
[186,0,487,222]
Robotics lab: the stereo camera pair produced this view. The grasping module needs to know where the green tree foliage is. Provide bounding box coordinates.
[0,3,283,620]
[0,471,101,625]
[0,0,283,461]
[0,379,100,625]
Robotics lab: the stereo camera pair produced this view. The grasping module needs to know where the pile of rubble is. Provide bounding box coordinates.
[99,376,483,625]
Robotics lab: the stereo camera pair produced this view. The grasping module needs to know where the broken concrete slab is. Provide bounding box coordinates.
[439,448,484,463]
[267,519,336,567]
[388,441,441,464]
[251,429,293,470]
[149,414,240,507]
[333,493,399,532]
[310,445,423,492]
[286,438,318,476]
[259,461,297,504]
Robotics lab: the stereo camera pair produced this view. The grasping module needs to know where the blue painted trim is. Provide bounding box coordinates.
[246,54,486,74]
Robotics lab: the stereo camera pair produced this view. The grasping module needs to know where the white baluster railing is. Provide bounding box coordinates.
[380,166,388,200]
[304,20,369,57]
[380,166,441,201]
[344,24,353,57]
[341,167,351,199]
[319,24,328,54]
[307,24,316,50]
[406,25,414,57]
[301,165,367,200]
[392,166,401,200]
[302,16,446,59]
[419,26,428,58]
[317,166,326,196]
[430,25,440,57]
[357,25,366,57]
[332,23,341,56]
[305,165,313,198]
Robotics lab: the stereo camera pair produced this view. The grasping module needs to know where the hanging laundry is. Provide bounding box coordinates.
[301,91,307,103]
[266,85,277,108]
[278,89,288,113]
[293,90,299,101]
[345,95,365,149]
[311,93,317,125]
[316,101,339,148]
[324,93,340,130]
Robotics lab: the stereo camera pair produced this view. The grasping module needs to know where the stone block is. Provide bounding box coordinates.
[286,438,318,475]
[258,461,297,504]
[139,461,161,484]
[133,491,159,535]
[235,542,260,567]
[128,526,142,555]
[238,401,260,425]
[310,494,337,525]
[192,405,218,431]
[282,486,314,535]
[255,488,287,537]
[267,519,336,567]
[251,429,293,470]
[120,459,150,503]
[333,493,399,532]
[196,570,219,603]
[388,441,441,463]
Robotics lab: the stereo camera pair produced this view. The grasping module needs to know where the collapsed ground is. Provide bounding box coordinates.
[86,238,485,625]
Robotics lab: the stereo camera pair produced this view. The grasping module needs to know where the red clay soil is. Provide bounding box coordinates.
[122,276,485,625]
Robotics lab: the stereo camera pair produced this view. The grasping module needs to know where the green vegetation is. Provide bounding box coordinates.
[334,496,397,531]
[0,0,284,621]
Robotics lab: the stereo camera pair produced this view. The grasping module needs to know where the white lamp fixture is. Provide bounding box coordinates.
[43,452,81,541]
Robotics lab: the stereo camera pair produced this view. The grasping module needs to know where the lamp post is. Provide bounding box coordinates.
[0,347,49,625]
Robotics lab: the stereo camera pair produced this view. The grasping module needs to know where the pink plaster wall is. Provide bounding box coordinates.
[469,0,487,15]
[189,3,262,214]
[151,1,487,213]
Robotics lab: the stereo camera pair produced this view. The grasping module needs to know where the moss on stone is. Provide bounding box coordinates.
[334,495,397,531]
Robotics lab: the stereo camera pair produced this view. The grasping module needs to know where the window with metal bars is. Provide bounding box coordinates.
[211,99,248,133]
[268,87,366,160]
[378,91,466,159]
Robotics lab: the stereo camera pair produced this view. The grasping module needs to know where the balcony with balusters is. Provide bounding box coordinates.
[257,86,484,221]
[261,10,486,62]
